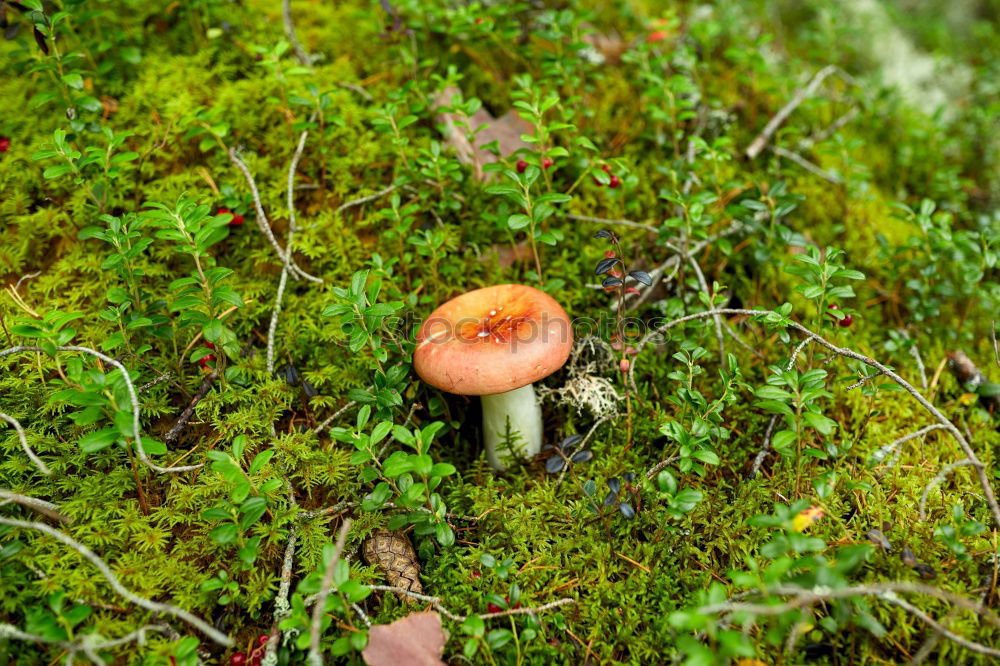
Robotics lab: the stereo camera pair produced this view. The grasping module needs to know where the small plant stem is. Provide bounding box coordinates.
[125,445,150,515]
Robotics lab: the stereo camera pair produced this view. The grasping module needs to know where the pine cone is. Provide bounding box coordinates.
[362,529,422,603]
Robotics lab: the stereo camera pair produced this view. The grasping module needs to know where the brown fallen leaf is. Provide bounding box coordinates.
[434,86,533,181]
[361,611,447,666]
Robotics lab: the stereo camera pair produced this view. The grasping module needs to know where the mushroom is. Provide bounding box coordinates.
[414,284,573,470]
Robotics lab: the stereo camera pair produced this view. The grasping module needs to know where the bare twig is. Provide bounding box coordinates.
[307,518,352,666]
[745,65,849,159]
[314,400,358,434]
[0,490,70,523]
[164,370,218,445]
[846,369,885,391]
[770,145,843,184]
[630,309,1000,528]
[337,81,373,101]
[0,411,51,475]
[138,371,172,393]
[1,346,202,474]
[870,424,947,467]
[367,585,575,622]
[228,148,323,284]
[333,184,397,217]
[919,459,975,520]
[282,0,314,66]
[263,527,298,662]
[0,514,230,646]
[0,623,170,665]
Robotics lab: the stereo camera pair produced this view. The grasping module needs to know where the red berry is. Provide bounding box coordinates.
[0,137,10,153]
[258,634,270,646]
[505,596,521,610]
[471,570,481,579]
[515,159,527,173]
[204,341,216,350]
[229,212,245,227]
[542,157,554,170]
[619,358,630,373]
[218,207,230,215]
[827,303,840,310]
[604,250,616,259]
[608,174,621,188]
[230,653,247,666]
[474,17,484,24]
[592,177,603,186]
[601,164,611,173]
[487,602,502,613]
[647,30,669,43]
[838,313,854,328]
[198,354,216,368]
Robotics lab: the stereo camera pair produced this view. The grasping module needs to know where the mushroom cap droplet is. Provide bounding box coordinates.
[414,284,573,396]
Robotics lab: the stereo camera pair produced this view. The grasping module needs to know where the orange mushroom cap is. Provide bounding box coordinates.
[414,284,573,396]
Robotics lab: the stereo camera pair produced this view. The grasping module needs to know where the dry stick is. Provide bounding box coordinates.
[313,400,358,434]
[870,424,947,466]
[797,106,860,151]
[164,370,219,445]
[336,81,373,102]
[263,528,298,663]
[0,623,169,666]
[138,371,172,393]
[333,184,397,217]
[307,518,352,666]
[631,309,1000,529]
[0,410,51,475]
[888,594,1000,659]
[770,145,843,184]
[228,148,323,284]
[0,346,202,474]
[282,0,314,66]
[745,64,842,159]
[0,490,70,523]
[622,222,744,312]
[919,459,975,521]
[267,126,311,377]
[644,456,679,481]
[0,515,231,646]
[367,585,575,622]
[566,213,658,233]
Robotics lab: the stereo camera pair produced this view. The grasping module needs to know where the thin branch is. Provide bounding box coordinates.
[282,0,314,66]
[0,514,231,646]
[367,585,575,622]
[307,518,352,666]
[920,459,975,520]
[870,424,947,466]
[566,213,658,233]
[770,145,842,184]
[0,490,70,523]
[746,65,847,159]
[0,346,202,474]
[137,371,172,393]
[630,309,1000,529]
[333,184,397,217]
[0,410,51,475]
[164,370,218,445]
[267,125,312,377]
[337,81,373,101]
[228,148,323,284]
[314,400,358,434]
[0,623,169,665]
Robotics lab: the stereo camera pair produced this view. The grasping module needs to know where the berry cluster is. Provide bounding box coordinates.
[0,137,10,153]
[826,303,854,327]
[218,207,245,227]
[515,157,554,173]
[593,164,620,188]
[230,634,271,665]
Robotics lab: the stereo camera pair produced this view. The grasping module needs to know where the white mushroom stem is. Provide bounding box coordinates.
[481,384,543,471]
